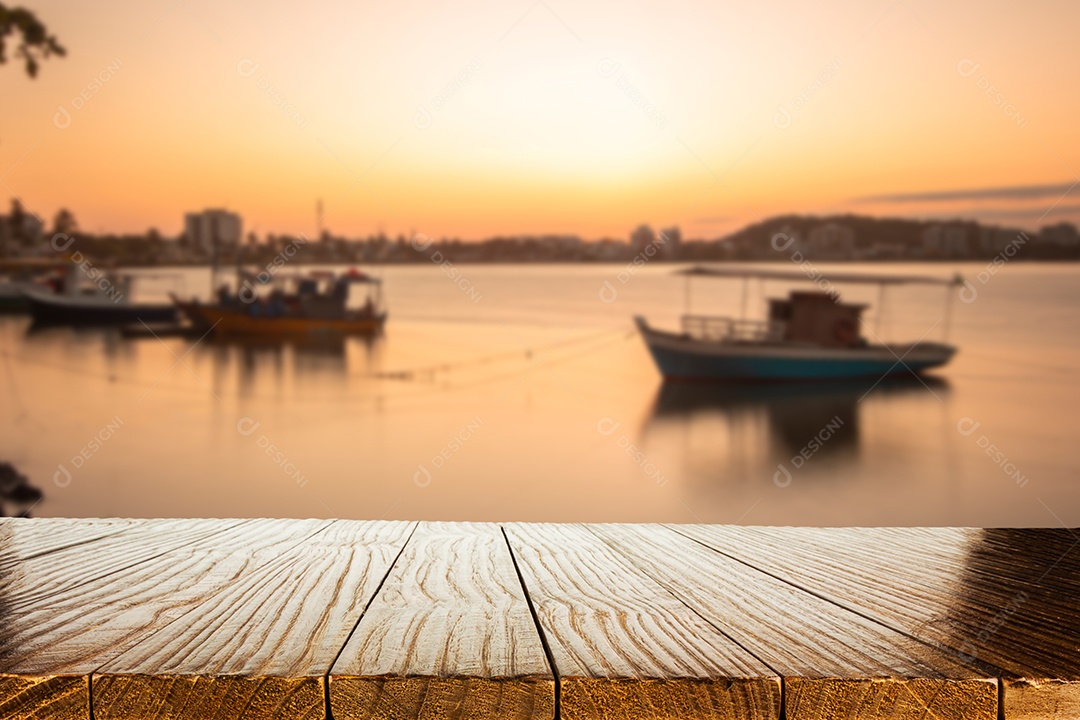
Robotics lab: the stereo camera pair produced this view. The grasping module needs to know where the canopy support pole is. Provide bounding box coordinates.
[876,284,886,337]
[740,277,748,321]
[943,283,954,342]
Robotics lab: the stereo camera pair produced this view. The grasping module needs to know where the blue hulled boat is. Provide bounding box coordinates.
[636,266,959,382]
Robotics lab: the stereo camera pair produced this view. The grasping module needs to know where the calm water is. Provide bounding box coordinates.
[1,262,1077,526]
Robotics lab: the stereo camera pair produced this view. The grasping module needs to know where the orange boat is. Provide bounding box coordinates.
[174,268,386,338]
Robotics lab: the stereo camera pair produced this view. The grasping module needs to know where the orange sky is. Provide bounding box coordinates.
[1,0,1078,239]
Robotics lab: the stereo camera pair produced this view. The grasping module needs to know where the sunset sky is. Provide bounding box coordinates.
[1,0,1078,240]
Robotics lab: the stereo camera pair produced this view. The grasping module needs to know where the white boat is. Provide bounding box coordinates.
[0,258,65,312]
[21,265,178,325]
[636,266,959,382]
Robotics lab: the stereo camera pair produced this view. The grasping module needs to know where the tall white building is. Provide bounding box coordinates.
[184,209,242,255]
[659,226,681,256]
[631,224,656,253]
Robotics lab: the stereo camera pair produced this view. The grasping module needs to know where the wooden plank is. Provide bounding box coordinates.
[504,523,780,720]
[0,518,250,612]
[91,519,414,720]
[671,525,1080,720]
[0,675,85,720]
[0,518,138,571]
[330,522,554,720]
[0,518,254,720]
[587,524,998,720]
[0,518,330,720]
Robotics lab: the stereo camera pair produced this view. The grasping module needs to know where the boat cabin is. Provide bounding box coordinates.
[768,291,866,348]
[220,268,384,319]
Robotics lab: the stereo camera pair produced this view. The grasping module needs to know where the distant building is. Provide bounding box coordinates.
[552,234,583,250]
[184,209,242,256]
[859,241,906,260]
[658,226,681,256]
[978,226,1024,256]
[1039,222,1079,247]
[592,239,629,261]
[631,224,656,254]
[923,223,968,257]
[806,222,855,259]
[157,238,187,264]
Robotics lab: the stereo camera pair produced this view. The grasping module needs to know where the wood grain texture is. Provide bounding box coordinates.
[4,520,1076,720]
[0,518,137,571]
[0,519,330,720]
[0,517,249,610]
[93,676,321,720]
[504,523,780,720]
[670,526,1080,720]
[330,522,554,720]
[92,519,415,720]
[786,677,998,720]
[1004,678,1080,720]
[0,675,85,720]
[587,524,997,720]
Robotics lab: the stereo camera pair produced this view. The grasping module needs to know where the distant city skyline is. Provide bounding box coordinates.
[1,1,1078,239]
[5,200,1076,266]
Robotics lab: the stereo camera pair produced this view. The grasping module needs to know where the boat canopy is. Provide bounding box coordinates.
[239,268,382,285]
[676,265,960,286]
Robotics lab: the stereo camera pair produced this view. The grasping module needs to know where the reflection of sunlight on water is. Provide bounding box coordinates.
[0,262,1078,525]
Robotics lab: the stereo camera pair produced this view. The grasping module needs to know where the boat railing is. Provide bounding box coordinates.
[681,314,786,342]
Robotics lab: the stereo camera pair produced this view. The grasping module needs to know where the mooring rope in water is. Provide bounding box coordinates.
[267,329,640,436]
[0,325,640,408]
[411,329,638,394]
[362,326,631,381]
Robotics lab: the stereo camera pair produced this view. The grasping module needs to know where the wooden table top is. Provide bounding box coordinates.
[0,519,1076,720]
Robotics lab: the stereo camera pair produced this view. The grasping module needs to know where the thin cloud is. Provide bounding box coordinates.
[907,202,1080,222]
[857,181,1077,203]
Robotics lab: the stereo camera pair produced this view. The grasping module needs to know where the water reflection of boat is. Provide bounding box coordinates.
[203,333,351,354]
[636,266,959,381]
[651,376,947,417]
[174,268,386,338]
[189,329,373,396]
[647,377,948,460]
